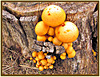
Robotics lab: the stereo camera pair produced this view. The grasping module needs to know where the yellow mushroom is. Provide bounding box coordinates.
[42,5,66,27]
[49,65,53,69]
[47,57,54,64]
[66,46,73,54]
[32,51,37,57]
[48,36,53,42]
[55,21,79,42]
[40,59,47,65]
[37,35,47,42]
[62,43,68,50]
[48,27,55,36]
[35,21,49,35]
[38,53,45,60]
[68,50,76,58]
[53,37,62,46]
[60,54,66,60]
[39,66,44,71]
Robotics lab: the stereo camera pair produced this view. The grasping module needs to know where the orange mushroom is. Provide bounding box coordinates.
[62,43,68,50]
[55,21,79,42]
[37,35,47,42]
[39,66,44,71]
[40,59,47,65]
[68,50,76,58]
[32,51,37,57]
[42,5,66,27]
[47,57,54,64]
[53,37,62,46]
[66,46,73,54]
[38,53,45,60]
[48,36,53,42]
[49,65,53,69]
[35,21,49,35]
[48,27,55,36]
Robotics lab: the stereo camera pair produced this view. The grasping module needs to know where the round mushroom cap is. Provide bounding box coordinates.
[39,66,44,71]
[53,37,62,46]
[55,21,79,42]
[37,35,47,42]
[42,5,66,27]
[68,50,76,58]
[35,21,49,35]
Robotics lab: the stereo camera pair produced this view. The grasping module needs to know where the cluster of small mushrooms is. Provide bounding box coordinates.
[30,5,79,71]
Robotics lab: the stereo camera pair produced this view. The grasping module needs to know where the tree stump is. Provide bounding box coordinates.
[2,2,98,75]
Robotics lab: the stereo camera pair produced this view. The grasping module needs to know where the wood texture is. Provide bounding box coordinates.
[2,2,98,75]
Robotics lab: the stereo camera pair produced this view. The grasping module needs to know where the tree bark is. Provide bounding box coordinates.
[2,2,98,75]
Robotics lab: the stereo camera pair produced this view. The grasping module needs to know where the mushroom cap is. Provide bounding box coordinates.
[66,46,73,54]
[44,65,48,69]
[39,66,44,71]
[42,5,66,27]
[33,60,36,63]
[60,54,66,60]
[68,50,76,58]
[53,37,62,46]
[41,59,47,65]
[48,27,55,36]
[48,36,53,42]
[37,35,47,42]
[49,65,53,69]
[47,57,54,63]
[55,21,79,42]
[35,21,49,35]
[62,43,68,50]
[32,51,37,57]
[35,57,40,61]
[62,52,66,56]
[38,53,45,60]
[53,56,56,60]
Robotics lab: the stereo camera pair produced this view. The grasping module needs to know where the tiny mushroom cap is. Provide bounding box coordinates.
[38,51,43,54]
[47,57,54,64]
[38,53,45,60]
[33,59,36,63]
[30,57,33,60]
[36,64,39,68]
[60,54,66,60]
[61,52,66,56]
[68,50,76,58]
[66,46,73,54]
[44,65,48,69]
[40,59,47,65]
[44,53,47,56]
[39,66,44,71]
[49,65,53,69]
[62,43,68,50]
[53,37,62,46]
[48,27,55,36]
[52,60,55,64]
[53,56,56,60]
[35,21,49,35]
[32,51,37,57]
[48,36,53,42]
[37,35,47,42]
